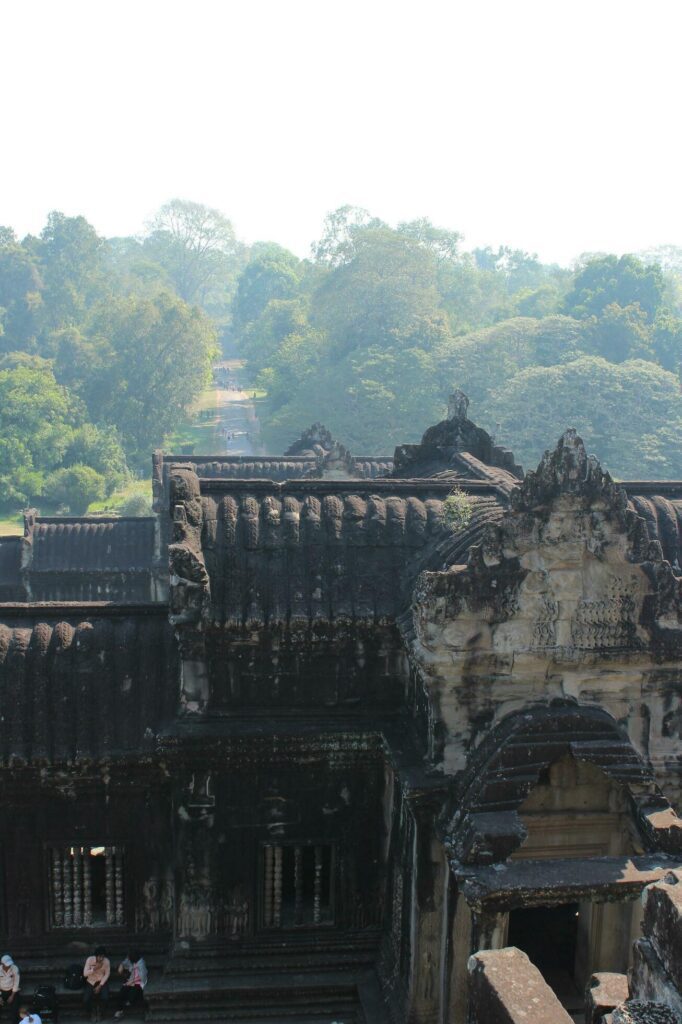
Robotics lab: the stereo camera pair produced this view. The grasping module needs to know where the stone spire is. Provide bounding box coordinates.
[447,390,470,422]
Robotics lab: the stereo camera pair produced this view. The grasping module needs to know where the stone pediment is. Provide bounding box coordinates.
[284,424,392,479]
[408,430,682,771]
[413,430,681,660]
[392,390,523,480]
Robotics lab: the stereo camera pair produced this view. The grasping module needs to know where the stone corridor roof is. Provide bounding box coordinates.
[29,515,156,572]
[194,480,507,625]
[627,491,682,567]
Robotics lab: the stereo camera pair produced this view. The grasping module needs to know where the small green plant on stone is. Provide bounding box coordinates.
[442,487,473,531]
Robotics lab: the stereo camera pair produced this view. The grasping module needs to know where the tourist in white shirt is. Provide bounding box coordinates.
[0,955,20,1020]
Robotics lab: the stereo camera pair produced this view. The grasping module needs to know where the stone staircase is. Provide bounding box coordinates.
[19,950,387,1024]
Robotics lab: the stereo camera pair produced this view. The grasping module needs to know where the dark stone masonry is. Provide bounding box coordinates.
[1,395,682,1021]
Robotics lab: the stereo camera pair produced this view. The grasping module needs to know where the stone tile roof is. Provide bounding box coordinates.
[627,492,682,568]
[0,606,176,763]
[0,538,22,601]
[191,479,507,625]
[29,516,156,573]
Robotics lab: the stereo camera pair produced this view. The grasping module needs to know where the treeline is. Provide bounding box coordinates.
[2,201,681,517]
[0,202,236,512]
[233,207,682,479]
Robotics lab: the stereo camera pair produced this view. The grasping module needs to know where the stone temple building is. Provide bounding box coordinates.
[0,394,681,1022]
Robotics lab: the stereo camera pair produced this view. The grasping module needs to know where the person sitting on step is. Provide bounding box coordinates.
[17,1008,41,1024]
[0,956,20,1022]
[83,946,110,1021]
[113,951,147,1019]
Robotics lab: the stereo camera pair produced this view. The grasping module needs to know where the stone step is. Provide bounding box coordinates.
[21,969,384,1024]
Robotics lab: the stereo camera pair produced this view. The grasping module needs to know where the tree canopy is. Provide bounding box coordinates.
[0,207,219,512]
[0,201,680,516]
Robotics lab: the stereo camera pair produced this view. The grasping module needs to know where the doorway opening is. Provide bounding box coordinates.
[508,903,583,1015]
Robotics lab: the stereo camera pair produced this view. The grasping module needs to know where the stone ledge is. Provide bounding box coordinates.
[467,946,573,1024]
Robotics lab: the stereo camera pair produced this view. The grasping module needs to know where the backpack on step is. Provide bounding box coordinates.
[34,985,59,1020]
[63,963,85,989]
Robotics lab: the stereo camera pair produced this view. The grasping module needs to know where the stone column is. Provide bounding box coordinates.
[405,801,449,1024]
[105,847,116,924]
[263,846,274,927]
[51,848,64,927]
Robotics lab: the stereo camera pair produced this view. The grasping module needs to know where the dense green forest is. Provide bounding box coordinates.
[235,208,682,477]
[1,201,681,517]
[0,202,231,513]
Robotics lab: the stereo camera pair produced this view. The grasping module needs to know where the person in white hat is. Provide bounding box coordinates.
[0,956,20,1021]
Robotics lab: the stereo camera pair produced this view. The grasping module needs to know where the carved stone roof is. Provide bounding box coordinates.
[447,703,682,867]
[157,452,393,483]
[167,470,509,626]
[29,515,156,572]
[627,493,682,568]
[0,538,22,602]
[0,606,177,764]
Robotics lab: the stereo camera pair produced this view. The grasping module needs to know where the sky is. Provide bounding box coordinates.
[0,0,680,266]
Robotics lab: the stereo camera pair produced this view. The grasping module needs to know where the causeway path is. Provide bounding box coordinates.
[213,360,263,456]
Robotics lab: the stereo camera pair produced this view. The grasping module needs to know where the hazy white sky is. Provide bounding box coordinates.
[1,0,680,265]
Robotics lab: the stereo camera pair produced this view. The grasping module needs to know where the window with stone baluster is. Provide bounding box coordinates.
[47,846,125,928]
[261,843,334,928]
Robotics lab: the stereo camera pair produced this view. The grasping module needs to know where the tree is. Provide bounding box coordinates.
[473,245,547,293]
[46,464,106,514]
[437,315,588,406]
[563,254,665,321]
[312,225,451,357]
[652,311,682,375]
[144,199,244,307]
[232,245,303,335]
[397,219,462,262]
[63,423,128,492]
[0,361,126,509]
[587,303,653,362]
[0,241,44,351]
[311,205,386,266]
[238,298,313,380]
[36,212,107,329]
[487,356,682,478]
[84,291,218,466]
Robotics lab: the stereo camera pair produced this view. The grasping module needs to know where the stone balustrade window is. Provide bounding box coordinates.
[262,843,334,928]
[48,845,125,928]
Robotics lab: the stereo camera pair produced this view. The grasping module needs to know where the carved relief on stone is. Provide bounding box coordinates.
[168,467,211,626]
[138,873,174,932]
[177,851,214,940]
[390,868,404,961]
[220,883,250,939]
[408,430,682,771]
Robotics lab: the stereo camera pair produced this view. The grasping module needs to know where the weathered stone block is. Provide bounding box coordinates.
[641,871,682,992]
[467,947,573,1024]
[630,938,682,1020]
[586,973,630,1024]
[611,1001,679,1023]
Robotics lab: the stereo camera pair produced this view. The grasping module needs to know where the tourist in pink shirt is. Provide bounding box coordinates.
[83,946,110,1021]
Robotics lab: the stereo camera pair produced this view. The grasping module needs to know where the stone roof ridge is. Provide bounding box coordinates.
[392,390,523,480]
[511,429,627,513]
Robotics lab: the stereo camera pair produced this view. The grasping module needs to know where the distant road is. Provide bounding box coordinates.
[213,361,262,456]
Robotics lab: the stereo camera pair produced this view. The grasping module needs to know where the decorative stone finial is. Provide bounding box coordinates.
[511,429,627,513]
[448,390,469,421]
